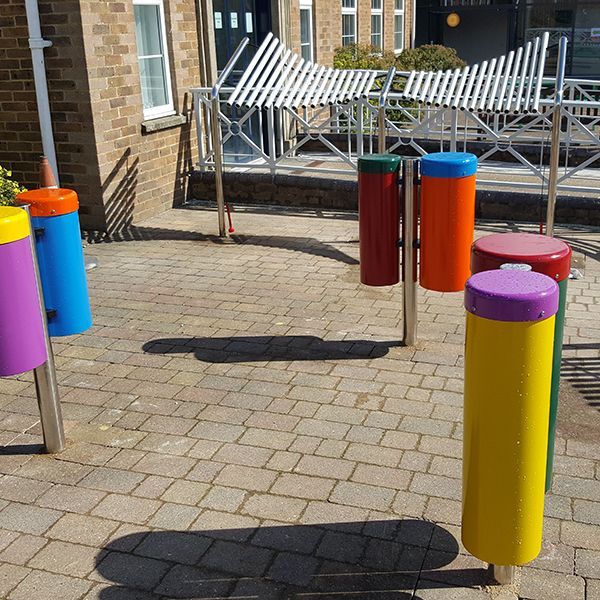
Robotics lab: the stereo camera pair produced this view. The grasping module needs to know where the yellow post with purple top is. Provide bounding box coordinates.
[462,269,558,568]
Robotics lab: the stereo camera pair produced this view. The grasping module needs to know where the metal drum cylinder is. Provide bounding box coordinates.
[420,152,477,292]
[462,269,558,566]
[17,188,92,337]
[0,207,47,376]
[471,232,572,492]
[358,154,401,286]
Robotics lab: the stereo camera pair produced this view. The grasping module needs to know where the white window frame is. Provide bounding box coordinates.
[133,0,175,120]
[341,0,357,46]
[371,0,383,49]
[394,0,405,54]
[300,0,314,63]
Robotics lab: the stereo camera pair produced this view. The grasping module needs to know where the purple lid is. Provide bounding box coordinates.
[465,270,559,322]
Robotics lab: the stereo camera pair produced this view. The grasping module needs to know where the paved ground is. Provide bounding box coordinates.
[0,205,598,600]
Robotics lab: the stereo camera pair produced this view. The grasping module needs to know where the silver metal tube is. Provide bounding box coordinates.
[343,71,366,103]
[443,68,462,108]
[522,36,541,113]
[493,565,515,585]
[434,69,453,107]
[514,41,533,113]
[325,70,348,106]
[402,158,418,347]
[530,31,550,113]
[301,66,328,108]
[426,70,444,106]
[495,50,515,113]
[546,36,569,237]
[210,97,227,237]
[18,204,65,454]
[361,71,378,97]
[25,0,59,184]
[460,63,479,111]
[379,66,397,109]
[287,63,320,108]
[406,71,425,100]
[402,71,417,98]
[219,35,254,104]
[468,61,488,111]
[335,71,355,105]
[315,69,339,106]
[477,58,497,112]
[255,49,293,108]
[233,37,281,107]
[451,67,471,109]
[243,45,285,108]
[502,47,523,112]
[418,71,434,104]
[276,60,311,109]
[272,56,305,110]
[486,55,506,112]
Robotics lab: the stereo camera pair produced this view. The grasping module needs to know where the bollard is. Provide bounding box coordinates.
[420,152,477,292]
[462,269,558,569]
[0,207,48,376]
[358,154,401,286]
[471,233,572,492]
[17,188,92,337]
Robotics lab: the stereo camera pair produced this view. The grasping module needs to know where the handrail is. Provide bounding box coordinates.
[211,37,250,100]
[379,66,397,108]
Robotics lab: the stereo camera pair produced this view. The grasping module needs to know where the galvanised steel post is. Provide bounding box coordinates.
[402,158,419,346]
[546,36,569,237]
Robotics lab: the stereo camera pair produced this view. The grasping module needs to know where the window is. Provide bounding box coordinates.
[133,0,175,119]
[371,0,383,49]
[394,0,405,53]
[300,0,314,62]
[342,0,357,46]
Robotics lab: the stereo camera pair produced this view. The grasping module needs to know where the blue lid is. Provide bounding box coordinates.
[421,152,478,178]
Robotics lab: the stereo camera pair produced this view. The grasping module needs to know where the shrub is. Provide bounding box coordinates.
[333,44,396,71]
[0,166,26,206]
[395,45,467,72]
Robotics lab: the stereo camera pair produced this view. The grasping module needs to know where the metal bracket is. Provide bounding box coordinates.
[34,227,45,238]
[28,38,53,50]
[46,309,57,320]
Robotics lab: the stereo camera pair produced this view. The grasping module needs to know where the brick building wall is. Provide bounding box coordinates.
[79,0,202,232]
[289,0,414,67]
[0,0,202,232]
[0,0,103,226]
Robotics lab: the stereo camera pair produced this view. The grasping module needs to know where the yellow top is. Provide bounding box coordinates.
[0,206,30,245]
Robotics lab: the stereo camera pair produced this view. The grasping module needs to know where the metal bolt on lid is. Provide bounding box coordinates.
[500,263,532,271]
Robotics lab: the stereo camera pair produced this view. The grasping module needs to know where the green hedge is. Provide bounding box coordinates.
[0,166,26,206]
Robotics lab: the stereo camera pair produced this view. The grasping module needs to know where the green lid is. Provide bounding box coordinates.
[358,153,401,174]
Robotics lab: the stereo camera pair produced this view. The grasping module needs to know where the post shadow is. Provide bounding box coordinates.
[143,336,401,363]
[95,519,490,599]
[562,342,600,411]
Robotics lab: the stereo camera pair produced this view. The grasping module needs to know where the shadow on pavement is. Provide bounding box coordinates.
[87,227,358,265]
[143,336,401,363]
[96,519,490,599]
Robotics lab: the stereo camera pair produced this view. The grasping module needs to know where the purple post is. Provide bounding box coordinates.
[0,236,47,376]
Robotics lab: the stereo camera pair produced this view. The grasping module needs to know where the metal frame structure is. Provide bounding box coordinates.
[195,32,580,237]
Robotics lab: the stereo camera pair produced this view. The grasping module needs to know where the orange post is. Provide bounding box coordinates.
[420,152,477,292]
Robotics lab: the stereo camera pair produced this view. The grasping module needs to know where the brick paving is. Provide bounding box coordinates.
[0,204,598,599]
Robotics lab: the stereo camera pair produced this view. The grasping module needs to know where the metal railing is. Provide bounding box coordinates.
[191,73,600,197]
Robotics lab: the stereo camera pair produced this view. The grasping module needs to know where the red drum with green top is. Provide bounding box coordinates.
[358,154,401,286]
[471,232,572,492]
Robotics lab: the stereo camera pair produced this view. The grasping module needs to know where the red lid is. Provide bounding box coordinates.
[16,188,79,217]
[471,233,571,281]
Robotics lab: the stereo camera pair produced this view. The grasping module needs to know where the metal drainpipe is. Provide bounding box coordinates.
[24,0,60,186]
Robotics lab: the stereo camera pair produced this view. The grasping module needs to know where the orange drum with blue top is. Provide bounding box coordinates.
[420,152,477,292]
